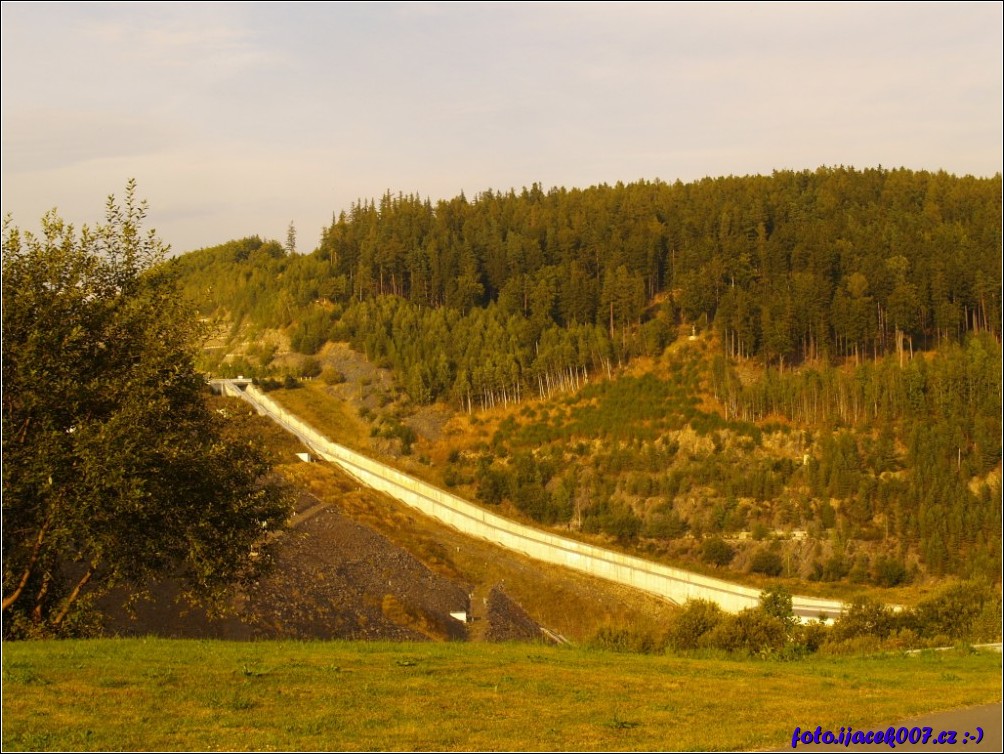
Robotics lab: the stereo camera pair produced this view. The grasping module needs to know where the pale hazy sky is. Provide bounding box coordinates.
[2,2,1001,254]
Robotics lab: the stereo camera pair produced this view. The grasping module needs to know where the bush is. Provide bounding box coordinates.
[247,341,277,367]
[819,553,849,582]
[794,620,829,653]
[666,599,725,650]
[321,366,346,385]
[972,598,1003,643]
[847,555,871,584]
[640,317,674,356]
[290,324,323,355]
[476,465,513,505]
[701,537,735,566]
[513,483,556,523]
[396,424,417,455]
[872,555,909,587]
[606,510,643,543]
[582,503,643,543]
[255,377,282,392]
[443,463,471,487]
[704,609,787,655]
[913,581,1000,642]
[750,549,783,576]
[882,628,922,651]
[646,510,689,539]
[829,597,895,642]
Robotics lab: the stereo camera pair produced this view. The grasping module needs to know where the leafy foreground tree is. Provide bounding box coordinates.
[2,183,291,637]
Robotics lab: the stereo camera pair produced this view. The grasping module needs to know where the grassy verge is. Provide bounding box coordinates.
[3,639,1000,751]
[268,382,374,454]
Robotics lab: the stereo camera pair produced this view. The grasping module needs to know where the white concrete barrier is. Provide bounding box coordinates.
[217,380,844,618]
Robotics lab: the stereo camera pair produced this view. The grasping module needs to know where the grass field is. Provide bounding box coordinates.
[2,639,1000,751]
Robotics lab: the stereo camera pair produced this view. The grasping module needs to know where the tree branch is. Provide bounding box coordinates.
[32,572,51,623]
[1,514,52,612]
[51,562,97,628]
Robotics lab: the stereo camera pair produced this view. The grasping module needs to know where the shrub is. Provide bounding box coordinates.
[640,317,674,356]
[971,598,1003,643]
[820,553,849,582]
[247,341,277,367]
[794,620,829,653]
[847,555,871,584]
[701,537,735,566]
[476,465,513,505]
[255,377,282,392]
[704,609,787,655]
[872,555,909,587]
[395,424,417,455]
[582,503,643,543]
[882,628,922,651]
[913,581,1000,642]
[666,599,725,650]
[605,510,643,543]
[290,321,324,355]
[750,549,783,576]
[818,500,837,529]
[513,483,556,523]
[829,597,895,642]
[646,510,689,539]
[321,367,346,385]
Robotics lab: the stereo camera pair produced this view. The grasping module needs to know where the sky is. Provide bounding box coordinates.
[2,2,1001,255]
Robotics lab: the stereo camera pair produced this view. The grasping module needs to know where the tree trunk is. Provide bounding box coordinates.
[2,515,52,612]
[51,564,96,628]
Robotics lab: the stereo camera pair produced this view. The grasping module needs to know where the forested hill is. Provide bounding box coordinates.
[172,166,1002,583]
[175,166,1000,407]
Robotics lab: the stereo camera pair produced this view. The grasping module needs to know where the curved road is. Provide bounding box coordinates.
[215,378,845,619]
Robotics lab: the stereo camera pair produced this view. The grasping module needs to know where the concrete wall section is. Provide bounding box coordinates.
[219,380,844,619]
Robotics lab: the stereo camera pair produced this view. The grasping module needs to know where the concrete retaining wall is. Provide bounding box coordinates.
[220,380,844,618]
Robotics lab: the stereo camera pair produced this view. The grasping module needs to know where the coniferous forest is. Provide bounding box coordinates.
[172,166,1002,585]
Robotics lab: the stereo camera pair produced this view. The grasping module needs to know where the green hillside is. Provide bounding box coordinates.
[170,167,1002,588]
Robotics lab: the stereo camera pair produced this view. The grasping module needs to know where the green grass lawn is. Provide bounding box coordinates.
[2,639,1000,751]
